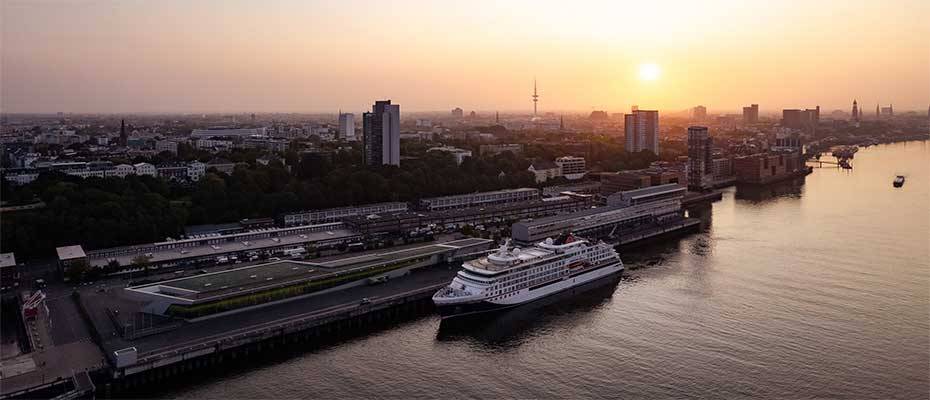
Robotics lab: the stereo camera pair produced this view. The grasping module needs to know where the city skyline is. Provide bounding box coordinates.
[2,0,929,114]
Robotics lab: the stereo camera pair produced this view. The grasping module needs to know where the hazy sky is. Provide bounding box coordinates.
[2,0,929,114]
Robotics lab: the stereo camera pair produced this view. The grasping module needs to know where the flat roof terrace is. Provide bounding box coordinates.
[128,238,493,306]
[160,261,322,299]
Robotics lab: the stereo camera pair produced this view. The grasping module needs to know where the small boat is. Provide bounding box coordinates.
[893,175,905,187]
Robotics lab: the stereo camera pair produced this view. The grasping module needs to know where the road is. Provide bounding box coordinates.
[98,263,458,356]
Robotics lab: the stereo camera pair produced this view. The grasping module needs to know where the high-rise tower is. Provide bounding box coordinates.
[338,111,356,141]
[532,79,539,118]
[687,126,713,191]
[624,110,659,154]
[362,100,400,166]
[852,100,859,121]
[119,119,127,146]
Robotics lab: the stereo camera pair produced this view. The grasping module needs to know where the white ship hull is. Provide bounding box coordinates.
[436,261,623,319]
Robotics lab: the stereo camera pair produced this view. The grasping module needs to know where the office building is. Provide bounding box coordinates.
[742,104,759,124]
[428,146,472,165]
[338,112,356,141]
[624,110,660,154]
[711,158,734,183]
[452,107,464,118]
[687,126,713,191]
[732,152,804,184]
[155,140,178,154]
[881,105,894,118]
[782,108,818,130]
[363,100,401,166]
[555,156,586,180]
[133,162,157,177]
[528,161,561,183]
[692,106,707,121]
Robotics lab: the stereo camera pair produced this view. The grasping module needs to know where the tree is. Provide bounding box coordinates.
[131,255,152,274]
[65,260,89,283]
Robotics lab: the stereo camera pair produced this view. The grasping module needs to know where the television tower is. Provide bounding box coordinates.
[532,78,539,118]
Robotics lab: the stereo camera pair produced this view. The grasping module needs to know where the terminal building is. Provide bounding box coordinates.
[125,238,493,317]
[417,188,539,211]
[345,195,592,237]
[606,184,686,208]
[85,222,361,270]
[279,202,409,226]
[512,185,686,245]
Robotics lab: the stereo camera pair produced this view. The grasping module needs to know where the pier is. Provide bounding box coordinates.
[0,215,710,398]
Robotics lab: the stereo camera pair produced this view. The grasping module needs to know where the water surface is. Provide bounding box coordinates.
[162,141,930,399]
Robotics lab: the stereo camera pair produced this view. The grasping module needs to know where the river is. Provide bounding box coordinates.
[159,140,929,399]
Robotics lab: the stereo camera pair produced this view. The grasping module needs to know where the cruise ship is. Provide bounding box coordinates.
[433,234,623,318]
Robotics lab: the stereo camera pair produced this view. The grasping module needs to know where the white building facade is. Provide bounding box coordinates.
[555,156,586,180]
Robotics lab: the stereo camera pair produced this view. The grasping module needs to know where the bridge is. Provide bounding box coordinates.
[807,158,852,169]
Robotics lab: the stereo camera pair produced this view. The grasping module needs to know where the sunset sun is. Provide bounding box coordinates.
[639,63,661,81]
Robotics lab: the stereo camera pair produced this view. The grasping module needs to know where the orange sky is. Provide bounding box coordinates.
[2,0,929,114]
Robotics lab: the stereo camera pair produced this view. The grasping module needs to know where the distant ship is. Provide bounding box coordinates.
[893,175,905,187]
[433,234,623,319]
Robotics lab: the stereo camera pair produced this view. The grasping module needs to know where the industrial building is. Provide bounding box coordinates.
[345,195,592,236]
[606,184,686,208]
[279,202,408,226]
[512,184,687,245]
[417,188,539,211]
[511,199,683,245]
[541,181,601,197]
[732,151,805,185]
[601,167,684,194]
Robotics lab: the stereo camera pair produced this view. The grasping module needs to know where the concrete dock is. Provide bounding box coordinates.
[1,222,705,398]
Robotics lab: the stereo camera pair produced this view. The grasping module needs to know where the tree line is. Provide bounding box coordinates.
[1,149,535,259]
[2,135,678,260]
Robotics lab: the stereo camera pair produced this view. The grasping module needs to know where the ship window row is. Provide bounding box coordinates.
[489,262,567,292]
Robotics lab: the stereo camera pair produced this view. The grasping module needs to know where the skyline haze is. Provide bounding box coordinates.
[2,0,929,114]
